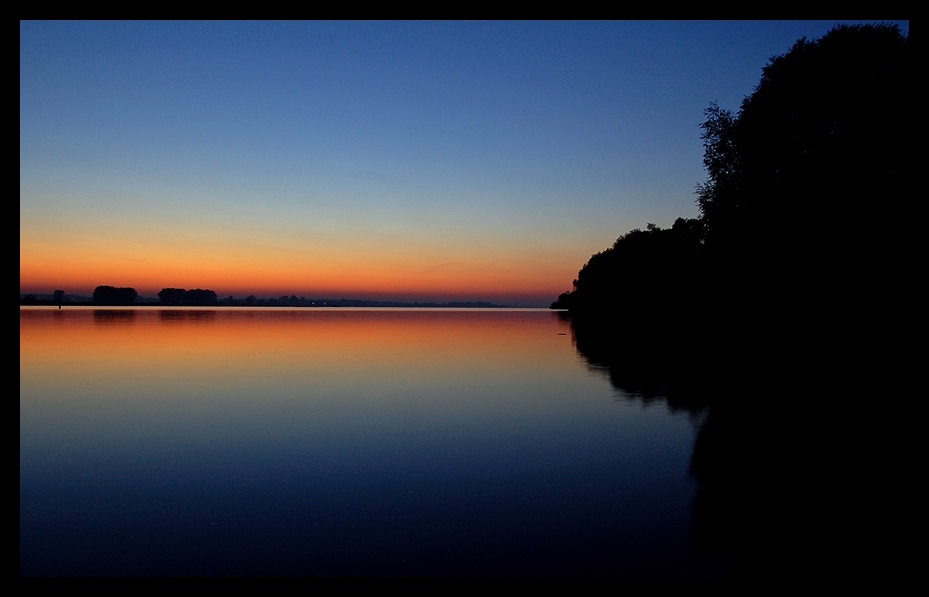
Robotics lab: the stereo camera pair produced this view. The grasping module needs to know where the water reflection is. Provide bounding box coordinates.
[92,309,136,324]
[21,307,722,577]
[561,311,875,579]
[158,309,218,323]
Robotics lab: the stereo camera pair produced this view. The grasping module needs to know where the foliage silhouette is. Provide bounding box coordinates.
[697,24,911,315]
[157,287,218,306]
[92,285,138,306]
[184,288,219,306]
[157,287,187,305]
[692,22,912,407]
[550,217,705,328]
[553,23,913,578]
[554,23,911,386]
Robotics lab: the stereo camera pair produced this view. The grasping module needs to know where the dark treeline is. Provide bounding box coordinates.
[553,23,911,331]
[91,285,138,306]
[552,24,913,578]
[20,287,505,308]
[552,22,911,391]
[157,287,219,306]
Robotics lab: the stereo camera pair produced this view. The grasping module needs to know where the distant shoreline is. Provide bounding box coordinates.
[19,295,527,309]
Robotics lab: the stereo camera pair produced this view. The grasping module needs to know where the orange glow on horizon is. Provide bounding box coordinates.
[20,241,578,305]
[20,204,593,306]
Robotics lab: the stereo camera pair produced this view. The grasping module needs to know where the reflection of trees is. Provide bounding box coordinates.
[566,305,901,578]
[92,309,137,324]
[565,313,792,576]
[158,309,218,323]
[562,311,712,413]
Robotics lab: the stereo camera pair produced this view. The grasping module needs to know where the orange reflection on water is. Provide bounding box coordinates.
[20,307,576,409]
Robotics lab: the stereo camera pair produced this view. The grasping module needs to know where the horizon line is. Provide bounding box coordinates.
[19,291,552,308]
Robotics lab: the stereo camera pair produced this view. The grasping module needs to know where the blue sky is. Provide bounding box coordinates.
[20,20,909,306]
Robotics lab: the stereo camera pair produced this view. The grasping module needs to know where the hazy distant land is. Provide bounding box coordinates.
[18,292,513,309]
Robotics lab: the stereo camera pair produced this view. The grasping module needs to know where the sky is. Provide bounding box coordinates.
[19,20,909,306]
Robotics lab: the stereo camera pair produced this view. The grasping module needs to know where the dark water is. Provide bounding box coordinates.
[20,307,730,577]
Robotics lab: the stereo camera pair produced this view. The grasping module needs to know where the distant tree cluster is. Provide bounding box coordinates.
[93,285,138,306]
[20,290,73,306]
[213,295,503,308]
[157,288,218,306]
[21,290,504,308]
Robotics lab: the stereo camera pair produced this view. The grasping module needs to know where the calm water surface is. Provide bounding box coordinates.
[20,307,726,576]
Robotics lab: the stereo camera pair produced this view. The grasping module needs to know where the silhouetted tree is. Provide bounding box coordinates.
[92,285,137,306]
[551,218,704,327]
[558,24,911,350]
[53,290,64,307]
[158,288,187,305]
[696,23,911,298]
[185,288,218,306]
[692,23,912,384]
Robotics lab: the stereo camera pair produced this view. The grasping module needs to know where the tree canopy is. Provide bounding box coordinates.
[554,23,911,319]
[551,218,703,320]
[157,287,219,306]
[697,23,911,273]
[92,285,138,306]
